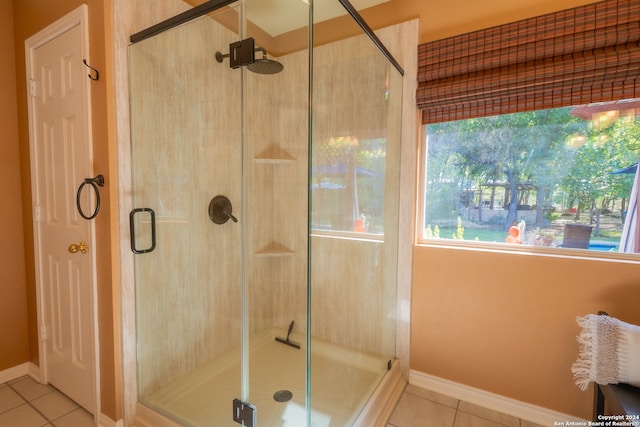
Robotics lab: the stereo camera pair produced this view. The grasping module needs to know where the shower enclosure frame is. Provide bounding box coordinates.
[120,0,414,425]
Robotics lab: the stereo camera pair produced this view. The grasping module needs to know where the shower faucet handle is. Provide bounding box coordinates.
[208,195,238,224]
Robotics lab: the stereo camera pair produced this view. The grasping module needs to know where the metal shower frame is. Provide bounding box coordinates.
[129,0,404,76]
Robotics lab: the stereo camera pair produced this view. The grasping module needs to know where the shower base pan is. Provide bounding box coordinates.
[135,329,394,427]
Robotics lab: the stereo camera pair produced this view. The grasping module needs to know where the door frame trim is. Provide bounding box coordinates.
[24,3,101,418]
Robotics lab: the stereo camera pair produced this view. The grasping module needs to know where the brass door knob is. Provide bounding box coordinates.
[68,241,88,254]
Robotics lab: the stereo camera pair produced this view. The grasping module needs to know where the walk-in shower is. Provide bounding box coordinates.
[127,0,405,425]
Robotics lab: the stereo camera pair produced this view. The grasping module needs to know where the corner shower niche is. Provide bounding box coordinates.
[253,145,297,257]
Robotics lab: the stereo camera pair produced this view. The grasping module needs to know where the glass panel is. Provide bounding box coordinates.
[310,1,402,425]
[129,4,245,426]
[242,0,311,425]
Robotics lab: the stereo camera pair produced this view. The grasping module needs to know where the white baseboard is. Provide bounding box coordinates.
[135,402,183,427]
[0,363,28,383]
[410,370,586,426]
[0,362,41,384]
[27,362,41,382]
[97,413,124,427]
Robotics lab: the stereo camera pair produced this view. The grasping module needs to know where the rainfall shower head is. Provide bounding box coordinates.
[247,48,284,75]
[247,58,284,75]
[215,46,283,75]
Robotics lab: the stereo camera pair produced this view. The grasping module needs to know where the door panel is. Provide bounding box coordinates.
[29,18,96,414]
[129,7,244,425]
[128,1,313,424]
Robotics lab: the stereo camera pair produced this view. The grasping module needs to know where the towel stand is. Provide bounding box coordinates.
[592,311,640,419]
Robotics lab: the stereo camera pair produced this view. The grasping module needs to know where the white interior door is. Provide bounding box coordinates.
[26,5,97,415]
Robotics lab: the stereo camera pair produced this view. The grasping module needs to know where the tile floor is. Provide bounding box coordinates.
[0,376,95,427]
[387,384,545,427]
[0,376,546,427]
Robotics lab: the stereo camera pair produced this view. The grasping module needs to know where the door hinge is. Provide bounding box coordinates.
[232,398,256,427]
[28,79,37,97]
[40,324,49,341]
[34,205,42,222]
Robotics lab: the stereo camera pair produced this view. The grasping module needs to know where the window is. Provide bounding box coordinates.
[415,0,640,253]
[421,100,640,252]
[311,137,386,235]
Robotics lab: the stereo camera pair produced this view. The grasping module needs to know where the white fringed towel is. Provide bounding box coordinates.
[572,314,640,391]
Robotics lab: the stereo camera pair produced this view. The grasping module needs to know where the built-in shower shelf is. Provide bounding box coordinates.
[254,145,296,164]
[255,241,295,257]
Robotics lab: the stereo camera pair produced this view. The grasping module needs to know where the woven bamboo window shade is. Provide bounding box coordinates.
[416,0,640,124]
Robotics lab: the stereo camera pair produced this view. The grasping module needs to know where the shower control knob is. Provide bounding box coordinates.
[209,195,238,224]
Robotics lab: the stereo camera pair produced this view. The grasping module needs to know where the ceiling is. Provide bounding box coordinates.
[245,0,390,38]
[186,0,603,53]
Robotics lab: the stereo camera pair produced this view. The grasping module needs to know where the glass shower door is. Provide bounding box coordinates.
[129,1,311,425]
[129,4,247,426]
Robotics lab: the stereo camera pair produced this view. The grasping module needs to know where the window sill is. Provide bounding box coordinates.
[416,239,640,264]
[311,230,384,242]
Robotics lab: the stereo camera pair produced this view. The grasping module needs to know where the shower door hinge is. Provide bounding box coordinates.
[228,37,255,69]
[232,398,256,427]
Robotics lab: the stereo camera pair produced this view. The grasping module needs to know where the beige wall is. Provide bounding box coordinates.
[11,0,117,420]
[0,0,30,371]
[411,246,640,419]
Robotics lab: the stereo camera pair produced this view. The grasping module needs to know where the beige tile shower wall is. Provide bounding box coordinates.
[310,236,396,356]
[245,46,310,336]
[129,16,245,397]
[308,27,404,357]
[239,20,413,358]
[243,24,403,356]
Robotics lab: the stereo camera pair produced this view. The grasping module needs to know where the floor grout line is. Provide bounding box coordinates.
[2,377,91,427]
[6,382,58,425]
[387,387,538,427]
[2,376,540,427]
